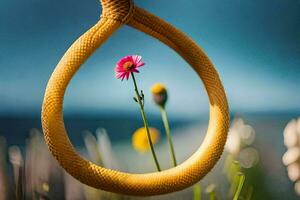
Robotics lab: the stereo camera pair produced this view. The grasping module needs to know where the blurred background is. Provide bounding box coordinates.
[0,0,300,199]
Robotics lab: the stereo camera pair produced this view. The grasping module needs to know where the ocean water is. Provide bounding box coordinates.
[0,114,193,147]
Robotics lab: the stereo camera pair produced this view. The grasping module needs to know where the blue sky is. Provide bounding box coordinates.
[0,0,299,118]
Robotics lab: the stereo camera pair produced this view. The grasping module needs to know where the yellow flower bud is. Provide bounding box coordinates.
[150,83,168,107]
[151,83,167,94]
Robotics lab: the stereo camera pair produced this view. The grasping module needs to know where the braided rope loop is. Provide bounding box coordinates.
[41,0,229,196]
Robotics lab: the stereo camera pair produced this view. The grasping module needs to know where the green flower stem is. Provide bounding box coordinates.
[160,106,177,166]
[209,191,217,200]
[193,183,201,200]
[131,73,161,171]
[233,172,245,200]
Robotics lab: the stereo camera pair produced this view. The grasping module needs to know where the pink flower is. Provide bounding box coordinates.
[115,55,145,80]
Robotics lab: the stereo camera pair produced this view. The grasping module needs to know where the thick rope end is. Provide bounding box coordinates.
[100,0,134,23]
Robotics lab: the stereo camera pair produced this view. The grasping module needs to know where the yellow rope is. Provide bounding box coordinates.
[41,0,229,196]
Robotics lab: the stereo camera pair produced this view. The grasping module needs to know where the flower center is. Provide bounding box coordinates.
[123,61,134,71]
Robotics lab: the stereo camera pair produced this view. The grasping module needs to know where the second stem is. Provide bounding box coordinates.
[160,107,177,166]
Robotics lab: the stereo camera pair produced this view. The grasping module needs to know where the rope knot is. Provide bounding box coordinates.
[100,0,134,23]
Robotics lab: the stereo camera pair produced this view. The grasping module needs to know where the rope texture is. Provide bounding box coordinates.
[42,0,229,196]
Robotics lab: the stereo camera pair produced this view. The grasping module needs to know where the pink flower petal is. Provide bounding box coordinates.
[132,55,142,64]
[121,74,126,81]
[116,72,124,79]
[136,62,145,68]
[116,67,125,73]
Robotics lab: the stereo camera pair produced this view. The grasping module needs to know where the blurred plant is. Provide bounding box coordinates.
[96,128,121,170]
[26,129,64,200]
[82,131,104,200]
[132,127,160,153]
[64,172,85,200]
[116,55,161,171]
[225,118,256,157]
[282,117,300,196]
[83,130,104,165]
[0,137,8,200]
[223,118,260,200]
[8,145,24,200]
[83,129,122,200]
[205,184,217,200]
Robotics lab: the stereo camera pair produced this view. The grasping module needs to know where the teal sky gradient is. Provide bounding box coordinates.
[0,0,299,118]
